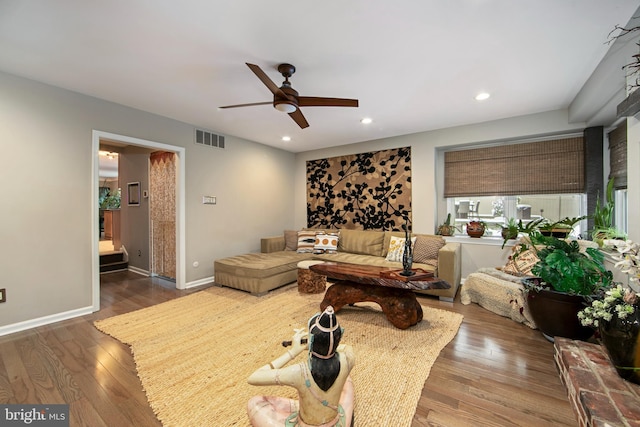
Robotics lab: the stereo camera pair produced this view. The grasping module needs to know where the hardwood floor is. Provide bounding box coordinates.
[0,271,576,426]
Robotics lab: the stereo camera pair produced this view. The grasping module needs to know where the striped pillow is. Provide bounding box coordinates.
[296,230,317,253]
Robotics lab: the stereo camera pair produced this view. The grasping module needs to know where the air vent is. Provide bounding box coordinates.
[195,129,225,149]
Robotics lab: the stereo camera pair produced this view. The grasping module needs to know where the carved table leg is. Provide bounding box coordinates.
[320,281,423,329]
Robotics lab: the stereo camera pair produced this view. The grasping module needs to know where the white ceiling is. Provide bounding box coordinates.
[1,1,639,153]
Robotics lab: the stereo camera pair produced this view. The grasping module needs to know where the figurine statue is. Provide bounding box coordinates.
[400,218,415,276]
[247,306,355,427]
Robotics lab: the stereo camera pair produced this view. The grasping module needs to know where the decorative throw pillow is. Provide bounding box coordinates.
[296,230,317,253]
[385,236,416,262]
[314,232,339,254]
[284,230,299,251]
[501,248,539,276]
[413,236,446,264]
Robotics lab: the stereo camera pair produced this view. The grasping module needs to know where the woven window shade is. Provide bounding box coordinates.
[608,121,627,189]
[444,137,584,197]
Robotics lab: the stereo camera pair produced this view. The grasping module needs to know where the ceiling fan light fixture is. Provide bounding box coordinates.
[274,101,297,113]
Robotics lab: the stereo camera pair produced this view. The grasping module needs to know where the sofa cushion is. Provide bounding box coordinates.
[215,251,312,279]
[385,236,416,262]
[314,252,437,274]
[284,230,298,251]
[382,231,405,257]
[297,230,317,253]
[314,232,339,254]
[501,247,539,276]
[413,235,446,264]
[338,229,384,257]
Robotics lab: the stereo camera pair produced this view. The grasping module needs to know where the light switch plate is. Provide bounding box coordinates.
[202,196,216,205]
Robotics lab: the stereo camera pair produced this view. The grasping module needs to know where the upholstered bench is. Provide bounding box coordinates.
[214,251,313,295]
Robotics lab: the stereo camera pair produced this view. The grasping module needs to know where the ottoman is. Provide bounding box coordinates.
[214,251,312,295]
[297,260,327,294]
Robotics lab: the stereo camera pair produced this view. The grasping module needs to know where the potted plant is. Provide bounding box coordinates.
[578,283,639,384]
[578,239,640,385]
[538,216,586,238]
[436,213,459,236]
[591,177,627,244]
[466,220,486,238]
[99,187,121,210]
[499,216,581,249]
[99,184,121,235]
[501,217,518,243]
[515,219,613,341]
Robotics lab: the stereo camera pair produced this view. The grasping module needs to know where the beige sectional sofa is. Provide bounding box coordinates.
[214,229,461,301]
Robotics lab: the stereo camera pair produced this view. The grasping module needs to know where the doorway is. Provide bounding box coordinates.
[91,130,186,311]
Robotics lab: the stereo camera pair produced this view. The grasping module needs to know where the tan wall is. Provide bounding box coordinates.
[0,71,295,330]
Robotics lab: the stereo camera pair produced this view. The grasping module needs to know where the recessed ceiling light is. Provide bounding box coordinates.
[475,92,490,101]
[361,117,372,124]
[282,136,291,142]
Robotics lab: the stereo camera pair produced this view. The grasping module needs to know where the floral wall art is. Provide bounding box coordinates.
[306,147,412,231]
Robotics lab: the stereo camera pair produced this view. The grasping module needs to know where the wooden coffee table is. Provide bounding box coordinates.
[309,262,450,329]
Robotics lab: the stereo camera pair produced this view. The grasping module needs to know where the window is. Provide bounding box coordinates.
[444,136,584,197]
[449,194,586,237]
[608,121,628,235]
[441,135,587,237]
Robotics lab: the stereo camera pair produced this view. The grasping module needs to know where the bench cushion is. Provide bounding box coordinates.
[214,251,313,294]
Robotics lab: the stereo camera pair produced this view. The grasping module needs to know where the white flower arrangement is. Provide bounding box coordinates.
[604,239,640,285]
[578,284,637,327]
[578,239,639,327]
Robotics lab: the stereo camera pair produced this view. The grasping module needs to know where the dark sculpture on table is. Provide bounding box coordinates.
[400,218,415,277]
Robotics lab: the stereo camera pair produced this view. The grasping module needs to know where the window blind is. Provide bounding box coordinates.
[608,121,627,189]
[444,137,584,197]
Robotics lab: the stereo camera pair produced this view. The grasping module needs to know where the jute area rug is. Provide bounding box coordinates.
[94,284,463,427]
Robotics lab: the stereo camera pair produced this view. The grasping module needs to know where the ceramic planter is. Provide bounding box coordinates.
[523,281,594,342]
[466,221,485,238]
[599,310,640,385]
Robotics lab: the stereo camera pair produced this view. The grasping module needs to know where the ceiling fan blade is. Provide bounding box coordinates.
[246,63,289,99]
[298,97,359,108]
[219,101,272,109]
[288,108,309,129]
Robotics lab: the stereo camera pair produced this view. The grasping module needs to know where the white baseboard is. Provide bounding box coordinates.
[127,266,212,289]
[128,266,149,276]
[0,306,94,337]
[185,276,215,289]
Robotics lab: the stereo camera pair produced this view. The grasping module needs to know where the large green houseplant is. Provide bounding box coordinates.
[525,233,612,295]
[512,218,613,341]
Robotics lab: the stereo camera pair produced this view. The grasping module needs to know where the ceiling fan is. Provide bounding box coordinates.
[219,63,359,129]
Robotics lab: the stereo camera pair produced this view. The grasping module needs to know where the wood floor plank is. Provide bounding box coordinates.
[0,271,578,426]
[68,396,110,427]
[0,341,39,404]
[0,354,14,404]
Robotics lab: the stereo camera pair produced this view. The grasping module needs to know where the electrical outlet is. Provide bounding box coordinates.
[0,288,6,303]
